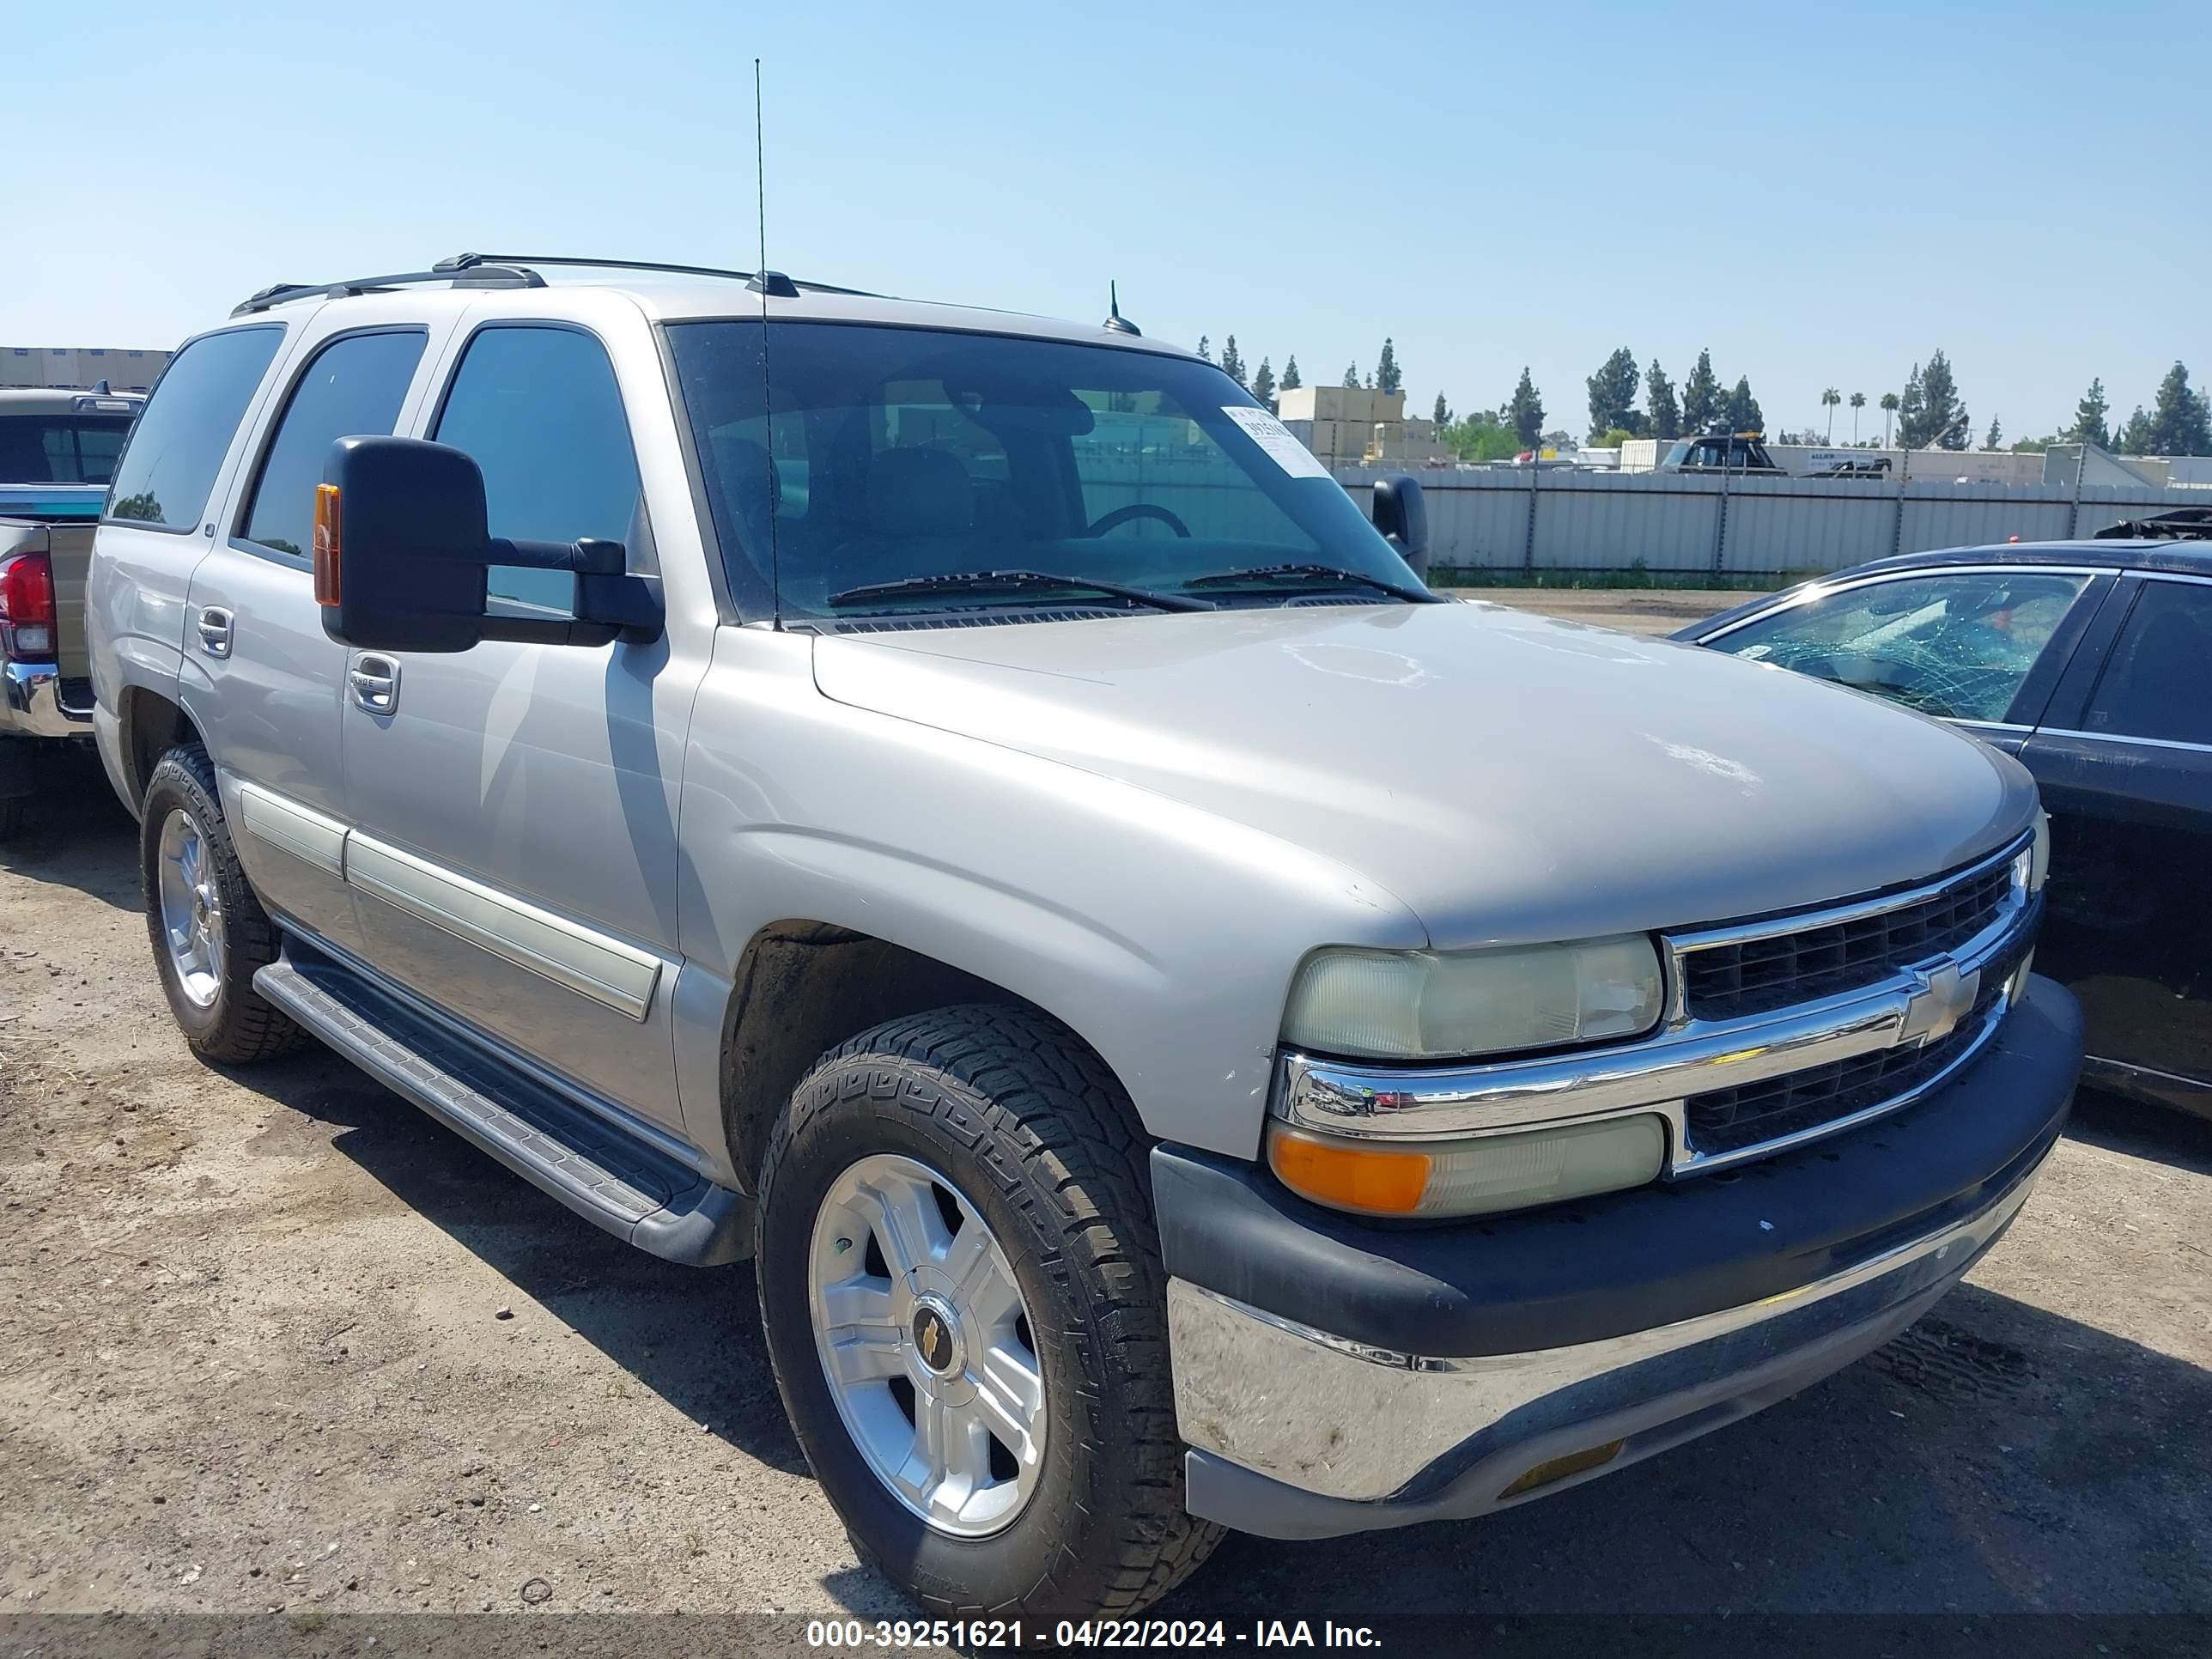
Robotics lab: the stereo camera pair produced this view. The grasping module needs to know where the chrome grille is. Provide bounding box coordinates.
[1680,855,2014,1023]
[1683,926,2028,1157]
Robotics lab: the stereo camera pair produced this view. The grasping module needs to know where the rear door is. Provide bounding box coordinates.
[2021,572,2212,1091]
[184,311,449,946]
[338,311,699,1137]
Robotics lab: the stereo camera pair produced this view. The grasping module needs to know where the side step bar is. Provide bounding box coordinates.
[255,948,748,1267]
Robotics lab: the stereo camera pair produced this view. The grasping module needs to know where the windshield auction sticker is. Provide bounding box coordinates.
[1220,405,1334,478]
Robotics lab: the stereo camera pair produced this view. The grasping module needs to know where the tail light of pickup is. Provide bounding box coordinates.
[0,550,58,661]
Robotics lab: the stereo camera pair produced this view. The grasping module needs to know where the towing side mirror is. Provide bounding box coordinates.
[1370,473,1430,583]
[316,436,661,653]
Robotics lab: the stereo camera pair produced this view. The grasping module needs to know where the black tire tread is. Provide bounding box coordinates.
[757,1003,1223,1618]
[140,743,304,1064]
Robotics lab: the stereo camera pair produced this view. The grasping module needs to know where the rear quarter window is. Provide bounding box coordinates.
[105,327,285,531]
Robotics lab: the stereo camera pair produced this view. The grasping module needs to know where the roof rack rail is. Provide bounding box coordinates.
[433,252,876,298]
[229,263,545,318]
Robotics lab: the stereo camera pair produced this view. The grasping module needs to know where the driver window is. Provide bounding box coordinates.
[1711,571,2095,723]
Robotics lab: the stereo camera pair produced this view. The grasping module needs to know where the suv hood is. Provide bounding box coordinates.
[811,602,2037,947]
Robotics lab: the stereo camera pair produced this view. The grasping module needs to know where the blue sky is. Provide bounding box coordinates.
[11,0,2208,441]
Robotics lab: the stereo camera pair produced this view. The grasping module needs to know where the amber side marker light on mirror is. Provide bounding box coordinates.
[312,483,342,605]
[1267,1124,1430,1216]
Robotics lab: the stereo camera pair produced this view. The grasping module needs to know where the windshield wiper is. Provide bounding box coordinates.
[826,568,1213,613]
[1182,562,1436,604]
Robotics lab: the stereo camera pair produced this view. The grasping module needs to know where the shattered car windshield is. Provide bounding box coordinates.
[665,319,1420,622]
[1711,570,2095,722]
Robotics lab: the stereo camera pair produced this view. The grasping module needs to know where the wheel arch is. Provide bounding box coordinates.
[117,685,204,813]
[714,919,1140,1195]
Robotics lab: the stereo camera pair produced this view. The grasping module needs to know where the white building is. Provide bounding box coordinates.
[2,346,173,393]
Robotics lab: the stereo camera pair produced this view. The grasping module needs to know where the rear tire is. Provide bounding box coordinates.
[139,744,302,1063]
[755,1004,1221,1619]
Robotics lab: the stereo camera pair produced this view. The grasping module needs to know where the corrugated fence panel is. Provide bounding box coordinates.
[1334,467,2185,575]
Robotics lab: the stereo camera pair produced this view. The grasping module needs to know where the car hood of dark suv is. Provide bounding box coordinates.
[811,600,2038,947]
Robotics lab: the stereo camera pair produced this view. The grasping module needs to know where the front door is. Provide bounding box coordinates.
[185,322,433,948]
[338,319,696,1135]
[2022,574,2212,1091]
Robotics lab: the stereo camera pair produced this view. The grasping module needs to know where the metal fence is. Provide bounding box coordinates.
[1332,465,2185,575]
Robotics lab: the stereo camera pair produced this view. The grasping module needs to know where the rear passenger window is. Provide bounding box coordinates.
[240,331,427,559]
[432,326,641,612]
[106,326,283,530]
[2081,582,2212,746]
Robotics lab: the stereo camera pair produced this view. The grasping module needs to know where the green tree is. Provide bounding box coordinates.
[1723,376,1763,434]
[1984,415,2002,451]
[1680,349,1721,431]
[1194,335,1210,362]
[1596,426,1638,450]
[1897,349,1969,449]
[1431,391,1451,428]
[2143,361,2212,456]
[1219,335,1246,388]
[2116,405,2154,454]
[1820,386,1842,441]
[1644,359,1680,441]
[1445,410,1522,463]
[1879,391,1899,447]
[2066,378,2111,448]
[2010,436,2051,453]
[1507,367,1545,448]
[1848,391,1866,442]
[1374,338,1402,395]
[1585,346,1643,442]
[1250,356,1277,414]
[1279,356,1302,392]
[1342,361,1361,389]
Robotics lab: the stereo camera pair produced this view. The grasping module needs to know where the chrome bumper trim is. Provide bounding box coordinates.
[1168,1148,2045,1508]
[0,659,91,740]
[1277,836,2037,1175]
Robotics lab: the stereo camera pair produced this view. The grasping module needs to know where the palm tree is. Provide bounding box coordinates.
[1849,391,1866,443]
[1821,386,1842,441]
[1879,391,1900,448]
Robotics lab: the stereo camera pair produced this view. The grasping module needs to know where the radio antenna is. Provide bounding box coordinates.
[752,57,784,630]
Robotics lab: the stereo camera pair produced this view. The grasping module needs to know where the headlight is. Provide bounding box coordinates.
[1282,935,1664,1061]
[1267,1114,1668,1219]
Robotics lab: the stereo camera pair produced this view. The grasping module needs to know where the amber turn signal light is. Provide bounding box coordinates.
[312,483,342,605]
[1266,1122,1431,1216]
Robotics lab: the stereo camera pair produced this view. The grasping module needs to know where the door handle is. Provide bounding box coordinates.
[348,653,402,714]
[195,607,234,659]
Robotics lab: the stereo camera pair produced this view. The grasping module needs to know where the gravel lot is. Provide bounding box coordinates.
[3,595,2206,1628]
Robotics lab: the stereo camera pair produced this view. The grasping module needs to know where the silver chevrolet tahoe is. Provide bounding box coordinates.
[87,254,2082,1619]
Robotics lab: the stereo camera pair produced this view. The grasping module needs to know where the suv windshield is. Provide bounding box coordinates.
[667,321,1419,621]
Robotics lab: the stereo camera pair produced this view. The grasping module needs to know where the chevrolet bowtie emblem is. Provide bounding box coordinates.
[1899,960,1980,1046]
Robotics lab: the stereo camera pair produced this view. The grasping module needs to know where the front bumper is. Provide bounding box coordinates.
[0,659,93,743]
[1158,975,2081,1540]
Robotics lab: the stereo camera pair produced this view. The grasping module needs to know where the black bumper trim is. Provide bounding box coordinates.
[1154,975,2081,1358]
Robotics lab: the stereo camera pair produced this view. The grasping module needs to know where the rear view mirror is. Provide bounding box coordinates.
[317,436,662,653]
[1371,474,1431,583]
[317,436,491,653]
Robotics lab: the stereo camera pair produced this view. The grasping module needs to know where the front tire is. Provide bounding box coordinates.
[139,744,301,1063]
[755,1005,1221,1619]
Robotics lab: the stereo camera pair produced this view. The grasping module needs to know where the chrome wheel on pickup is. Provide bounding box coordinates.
[806,1152,1046,1538]
[755,1004,1221,1620]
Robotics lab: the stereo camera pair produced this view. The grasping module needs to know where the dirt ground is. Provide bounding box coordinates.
[1441,586,1771,637]
[3,687,2208,1629]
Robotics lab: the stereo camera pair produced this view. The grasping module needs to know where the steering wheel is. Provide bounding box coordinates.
[1084,502,1191,539]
